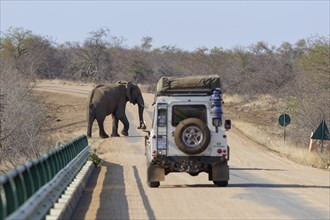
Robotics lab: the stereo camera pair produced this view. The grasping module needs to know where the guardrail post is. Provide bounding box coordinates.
[13,167,28,208]
[21,162,35,198]
[30,160,42,194]
[3,176,18,216]
[1,176,8,219]
[36,158,48,186]
[53,149,61,173]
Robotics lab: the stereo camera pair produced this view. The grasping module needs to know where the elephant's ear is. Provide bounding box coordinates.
[126,81,133,103]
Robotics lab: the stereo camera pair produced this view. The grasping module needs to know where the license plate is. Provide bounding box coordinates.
[157,137,167,149]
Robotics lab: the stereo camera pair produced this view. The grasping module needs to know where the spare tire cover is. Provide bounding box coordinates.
[174,118,210,155]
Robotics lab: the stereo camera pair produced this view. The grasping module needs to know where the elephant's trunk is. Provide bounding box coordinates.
[137,95,146,129]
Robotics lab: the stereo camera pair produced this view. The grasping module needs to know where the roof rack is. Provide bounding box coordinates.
[157,90,211,97]
[156,75,221,97]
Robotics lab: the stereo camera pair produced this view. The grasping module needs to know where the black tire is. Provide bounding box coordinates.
[189,172,199,176]
[146,157,160,188]
[213,181,228,187]
[148,181,160,188]
[174,118,210,155]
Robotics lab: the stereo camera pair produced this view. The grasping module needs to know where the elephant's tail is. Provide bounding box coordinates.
[87,85,103,119]
[87,85,103,137]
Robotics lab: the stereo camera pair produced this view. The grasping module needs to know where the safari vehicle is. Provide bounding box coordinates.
[145,75,231,187]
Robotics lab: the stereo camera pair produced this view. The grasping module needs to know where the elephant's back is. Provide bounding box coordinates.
[89,84,125,113]
[94,84,123,100]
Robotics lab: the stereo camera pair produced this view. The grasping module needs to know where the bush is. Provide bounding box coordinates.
[88,149,102,167]
[0,60,50,173]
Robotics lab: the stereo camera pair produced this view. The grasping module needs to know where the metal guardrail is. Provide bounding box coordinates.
[0,135,90,220]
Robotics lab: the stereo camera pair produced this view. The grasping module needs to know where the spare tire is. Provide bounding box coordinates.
[174,118,210,155]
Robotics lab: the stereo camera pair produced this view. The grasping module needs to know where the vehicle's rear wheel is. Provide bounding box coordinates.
[189,172,199,176]
[174,118,210,155]
[213,181,228,187]
[147,181,160,188]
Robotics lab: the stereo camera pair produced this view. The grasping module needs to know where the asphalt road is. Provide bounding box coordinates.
[36,82,330,220]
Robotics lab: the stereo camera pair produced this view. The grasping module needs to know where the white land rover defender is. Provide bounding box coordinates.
[145,75,231,188]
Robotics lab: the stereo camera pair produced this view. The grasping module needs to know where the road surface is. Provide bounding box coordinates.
[36,82,330,220]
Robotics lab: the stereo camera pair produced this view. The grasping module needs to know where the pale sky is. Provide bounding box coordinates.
[1,1,329,51]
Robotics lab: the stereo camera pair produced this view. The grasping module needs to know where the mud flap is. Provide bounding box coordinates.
[147,165,165,182]
[209,164,229,181]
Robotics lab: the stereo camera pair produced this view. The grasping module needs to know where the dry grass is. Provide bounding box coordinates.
[38,79,155,93]
[223,94,245,104]
[233,120,329,169]
[224,93,329,169]
[37,79,96,87]
[138,84,156,93]
[241,95,286,111]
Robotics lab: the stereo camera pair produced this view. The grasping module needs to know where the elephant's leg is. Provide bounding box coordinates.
[97,117,109,138]
[87,117,95,138]
[119,115,129,136]
[111,115,120,137]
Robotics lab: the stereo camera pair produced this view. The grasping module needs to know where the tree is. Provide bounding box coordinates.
[0,59,49,172]
[250,41,273,55]
[128,59,153,83]
[70,28,113,81]
[284,37,330,145]
[140,36,153,51]
[0,27,59,78]
[298,36,330,86]
[0,27,32,59]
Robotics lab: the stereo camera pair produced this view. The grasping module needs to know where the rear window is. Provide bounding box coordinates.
[172,105,207,126]
[157,109,167,127]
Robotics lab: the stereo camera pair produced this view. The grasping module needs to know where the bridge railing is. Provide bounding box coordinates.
[0,135,90,220]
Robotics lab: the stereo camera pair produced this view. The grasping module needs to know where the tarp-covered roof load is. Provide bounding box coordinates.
[156,75,221,96]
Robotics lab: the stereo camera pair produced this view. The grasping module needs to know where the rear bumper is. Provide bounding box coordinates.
[149,156,228,174]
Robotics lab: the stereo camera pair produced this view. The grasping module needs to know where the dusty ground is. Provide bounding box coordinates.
[35,91,88,143]
[34,82,329,220]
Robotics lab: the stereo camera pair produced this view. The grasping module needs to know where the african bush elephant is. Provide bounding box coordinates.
[87,81,146,138]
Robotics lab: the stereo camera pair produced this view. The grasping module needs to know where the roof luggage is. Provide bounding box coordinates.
[156,75,221,96]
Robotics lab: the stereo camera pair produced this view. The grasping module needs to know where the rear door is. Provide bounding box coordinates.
[167,102,210,156]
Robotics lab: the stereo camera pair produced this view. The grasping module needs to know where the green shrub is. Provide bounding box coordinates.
[88,150,102,167]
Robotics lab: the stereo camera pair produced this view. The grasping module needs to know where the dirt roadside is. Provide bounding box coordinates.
[33,90,88,143]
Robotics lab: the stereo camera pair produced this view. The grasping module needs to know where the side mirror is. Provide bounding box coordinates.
[225,120,231,130]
